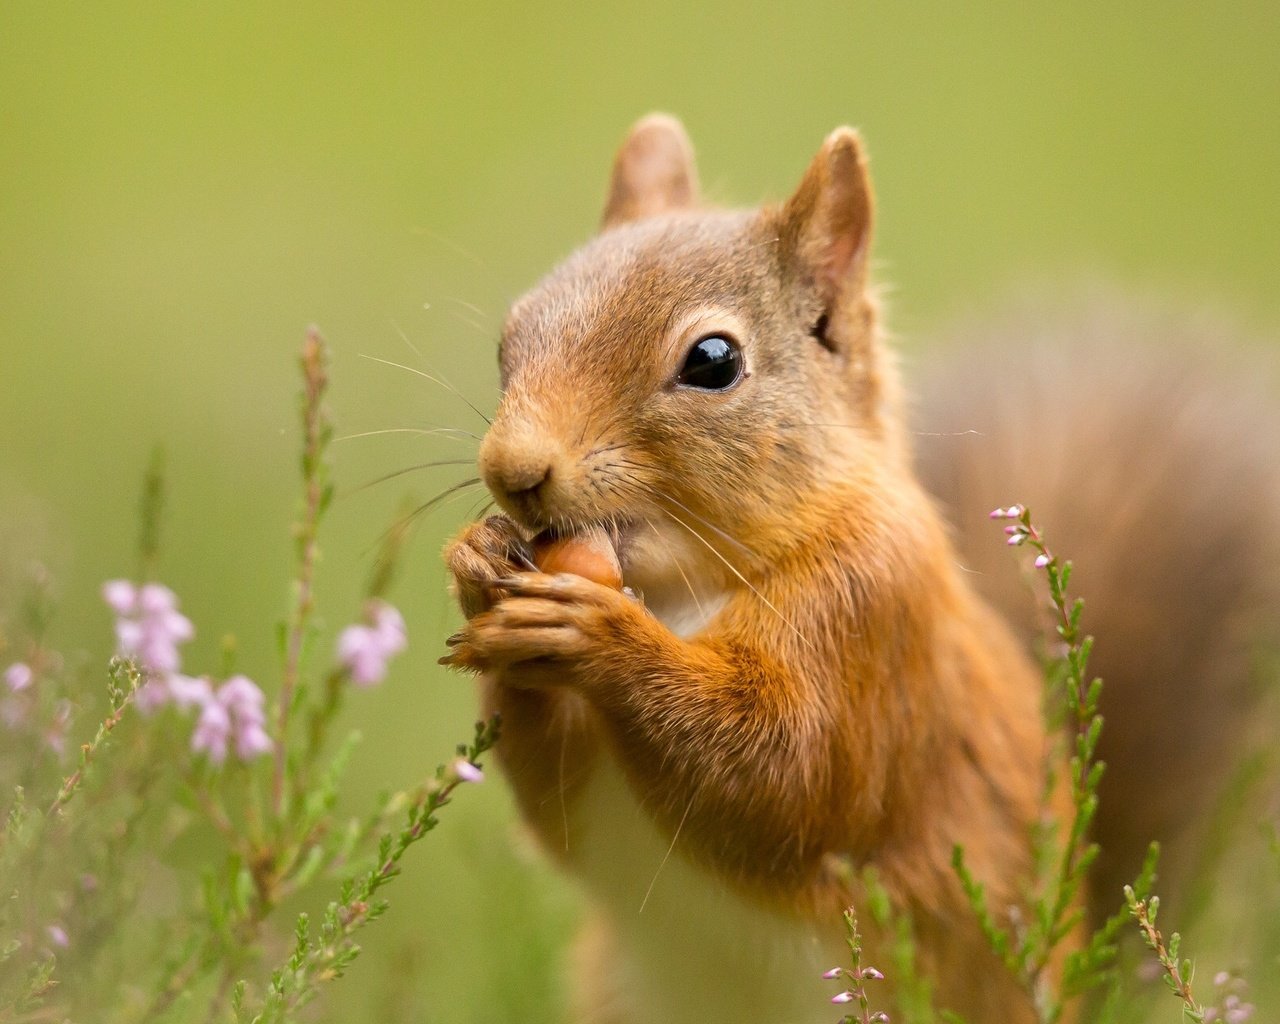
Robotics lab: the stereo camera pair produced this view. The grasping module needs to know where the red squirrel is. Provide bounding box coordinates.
[442,115,1279,1023]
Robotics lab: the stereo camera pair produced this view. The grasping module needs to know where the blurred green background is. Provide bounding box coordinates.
[2,3,1277,1021]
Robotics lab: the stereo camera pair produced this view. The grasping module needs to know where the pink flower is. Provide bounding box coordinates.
[5,662,33,692]
[861,967,884,980]
[135,678,173,715]
[821,967,843,980]
[188,674,271,765]
[831,991,855,1004]
[103,578,195,708]
[988,504,1024,520]
[1033,553,1051,569]
[373,603,407,654]
[218,674,265,714]
[168,674,213,710]
[449,757,484,784]
[191,699,231,763]
[337,600,407,687]
[102,580,137,615]
[46,924,69,949]
[215,676,271,763]
[137,583,177,615]
[235,721,273,761]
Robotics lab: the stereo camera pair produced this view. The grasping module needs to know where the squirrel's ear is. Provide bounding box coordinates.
[601,114,700,229]
[777,128,874,301]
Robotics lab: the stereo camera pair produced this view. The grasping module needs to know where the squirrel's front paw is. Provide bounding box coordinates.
[442,571,649,684]
[443,515,535,619]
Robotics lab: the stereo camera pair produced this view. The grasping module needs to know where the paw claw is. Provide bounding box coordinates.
[511,548,539,571]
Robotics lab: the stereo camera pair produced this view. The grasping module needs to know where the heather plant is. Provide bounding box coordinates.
[842,506,1261,1024]
[1,328,1273,1024]
[960,506,1261,1023]
[948,505,1148,1023]
[822,906,889,1024]
[0,328,496,1023]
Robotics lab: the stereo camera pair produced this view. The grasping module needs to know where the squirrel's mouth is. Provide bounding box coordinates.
[522,519,632,568]
[533,519,632,556]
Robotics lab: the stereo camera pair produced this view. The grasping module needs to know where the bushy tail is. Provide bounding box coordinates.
[909,293,1280,921]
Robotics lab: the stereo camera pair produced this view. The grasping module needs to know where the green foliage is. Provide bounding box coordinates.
[862,867,941,1024]
[942,509,1266,1024]
[1125,887,1206,1022]
[949,508,1115,1023]
[824,903,890,1024]
[0,332,496,1023]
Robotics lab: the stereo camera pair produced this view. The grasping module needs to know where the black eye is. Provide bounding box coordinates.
[677,335,743,391]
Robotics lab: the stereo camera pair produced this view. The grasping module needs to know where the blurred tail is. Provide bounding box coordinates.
[909,294,1280,921]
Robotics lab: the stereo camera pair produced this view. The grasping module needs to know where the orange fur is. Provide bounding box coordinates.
[439,117,1274,1022]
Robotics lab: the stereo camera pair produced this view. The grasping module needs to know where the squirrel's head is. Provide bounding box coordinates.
[478,114,900,597]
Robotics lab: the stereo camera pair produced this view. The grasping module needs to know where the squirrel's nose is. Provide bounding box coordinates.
[490,460,551,500]
[478,427,560,519]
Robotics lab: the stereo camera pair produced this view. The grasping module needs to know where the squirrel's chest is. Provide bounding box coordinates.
[567,757,842,1024]
[560,587,843,1021]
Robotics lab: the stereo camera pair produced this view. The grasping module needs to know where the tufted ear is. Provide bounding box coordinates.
[601,113,700,229]
[777,127,874,304]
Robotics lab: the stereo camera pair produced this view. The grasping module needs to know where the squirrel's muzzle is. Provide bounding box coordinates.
[478,421,567,529]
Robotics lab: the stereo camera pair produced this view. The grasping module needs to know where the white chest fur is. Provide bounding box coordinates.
[560,591,844,1024]
[569,762,842,1024]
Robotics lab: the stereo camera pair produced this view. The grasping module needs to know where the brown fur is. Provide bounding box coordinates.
[911,297,1280,918]
[441,119,1276,1022]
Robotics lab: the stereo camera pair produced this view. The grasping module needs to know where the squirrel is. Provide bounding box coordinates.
[441,114,1280,1023]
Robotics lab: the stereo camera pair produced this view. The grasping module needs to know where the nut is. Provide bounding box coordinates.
[532,528,623,590]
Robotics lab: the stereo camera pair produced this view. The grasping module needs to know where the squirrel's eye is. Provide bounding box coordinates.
[677,335,743,391]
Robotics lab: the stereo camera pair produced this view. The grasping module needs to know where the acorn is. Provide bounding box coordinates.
[532,527,623,590]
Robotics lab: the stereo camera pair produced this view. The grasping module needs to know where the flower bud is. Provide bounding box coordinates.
[4,663,32,693]
[449,757,484,784]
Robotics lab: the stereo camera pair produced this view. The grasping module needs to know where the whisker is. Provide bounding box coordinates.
[779,420,984,439]
[350,459,478,495]
[655,491,757,561]
[411,228,492,271]
[406,478,484,521]
[466,496,497,522]
[335,426,482,444]
[778,421,865,431]
[646,515,704,622]
[585,441,629,458]
[639,796,694,914]
[448,297,490,319]
[447,310,487,335]
[390,316,430,368]
[361,351,492,427]
[658,505,813,651]
[364,477,485,556]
